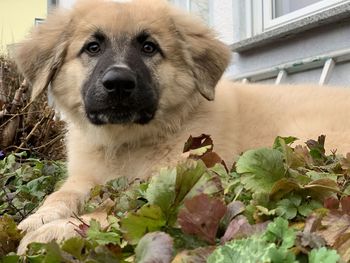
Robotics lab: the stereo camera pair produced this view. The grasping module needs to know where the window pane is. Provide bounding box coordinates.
[190,0,209,22]
[274,0,323,18]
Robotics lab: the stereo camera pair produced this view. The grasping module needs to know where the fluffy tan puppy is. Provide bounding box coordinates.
[15,0,350,253]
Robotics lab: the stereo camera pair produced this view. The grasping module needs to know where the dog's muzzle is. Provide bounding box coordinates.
[102,66,137,99]
[84,66,157,126]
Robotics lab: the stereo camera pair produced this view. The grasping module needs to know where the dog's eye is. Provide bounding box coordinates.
[141,41,158,55]
[85,42,101,55]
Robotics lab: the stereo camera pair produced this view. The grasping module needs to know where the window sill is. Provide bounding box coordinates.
[231,2,350,53]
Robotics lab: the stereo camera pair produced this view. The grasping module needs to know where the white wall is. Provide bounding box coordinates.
[58,0,75,8]
[211,0,234,44]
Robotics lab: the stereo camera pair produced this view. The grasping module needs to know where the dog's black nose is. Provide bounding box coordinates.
[102,67,136,96]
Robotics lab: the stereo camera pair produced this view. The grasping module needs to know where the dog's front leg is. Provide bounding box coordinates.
[17,202,112,255]
[18,137,110,233]
[17,175,95,233]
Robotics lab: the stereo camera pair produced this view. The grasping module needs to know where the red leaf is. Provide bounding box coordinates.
[223,201,245,223]
[221,215,268,244]
[341,197,350,215]
[178,194,226,244]
[324,197,340,210]
[69,219,89,238]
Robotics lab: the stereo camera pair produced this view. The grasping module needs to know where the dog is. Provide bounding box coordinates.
[14,0,350,254]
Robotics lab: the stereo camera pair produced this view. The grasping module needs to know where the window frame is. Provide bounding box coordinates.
[262,0,350,31]
[34,18,45,26]
[171,0,213,26]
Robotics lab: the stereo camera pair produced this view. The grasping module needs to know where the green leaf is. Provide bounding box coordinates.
[236,148,286,193]
[166,227,209,251]
[268,246,297,263]
[273,136,298,150]
[0,215,23,256]
[174,160,221,204]
[273,136,304,169]
[306,135,326,161]
[87,219,120,246]
[145,167,176,221]
[120,205,166,245]
[308,247,340,263]
[207,237,276,263]
[0,253,20,263]
[26,242,64,263]
[263,218,296,250]
[61,237,86,260]
[298,200,322,217]
[276,196,301,219]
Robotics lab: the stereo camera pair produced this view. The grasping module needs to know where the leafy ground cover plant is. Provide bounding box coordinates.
[1,134,350,262]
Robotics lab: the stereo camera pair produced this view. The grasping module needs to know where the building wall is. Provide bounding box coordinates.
[211,0,234,44]
[0,0,47,52]
[230,20,350,84]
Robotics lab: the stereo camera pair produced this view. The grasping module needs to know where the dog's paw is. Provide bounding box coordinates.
[18,207,72,233]
[17,211,109,255]
[17,218,79,255]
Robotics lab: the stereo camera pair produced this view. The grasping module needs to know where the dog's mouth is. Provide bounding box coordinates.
[86,107,155,125]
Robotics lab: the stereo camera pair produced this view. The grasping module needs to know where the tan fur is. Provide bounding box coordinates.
[14,0,350,254]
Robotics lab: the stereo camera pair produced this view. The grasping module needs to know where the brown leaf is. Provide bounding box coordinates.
[178,194,226,244]
[270,178,301,201]
[304,179,340,200]
[1,116,19,147]
[340,196,350,215]
[341,153,350,171]
[298,214,326,249]
[172,247,215,263]
[324,197,339,210]
[221,216,252,243]
[182,135,227,168]
[222,201,245,225]
[297,231,326,249]
[183,134,213,153]
[135,232,173,263]
[294,145,313,166]
[306,135,326,155]
[200,151,227,169]
[318,211,350,246]
[333,233,350,262]
[304,214,323,233]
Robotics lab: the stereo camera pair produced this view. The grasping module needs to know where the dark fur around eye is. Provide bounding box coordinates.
[81,31,106,57]
[85,42,101,55]
[142,41,158,55]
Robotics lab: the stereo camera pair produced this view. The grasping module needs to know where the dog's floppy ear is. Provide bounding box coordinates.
[14,9,72,101]
[171,11,232,101]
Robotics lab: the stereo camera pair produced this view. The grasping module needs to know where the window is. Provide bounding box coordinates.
[189,0,210,23]
[48,0,59,11]
[171,0,235,43]
[171,0,211,24]
[263,0,350,31]
[273,0,322,18]
[35,18,45,26]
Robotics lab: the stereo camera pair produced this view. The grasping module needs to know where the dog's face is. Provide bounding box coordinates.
[15,0,231,127]
[77,26,162,125]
